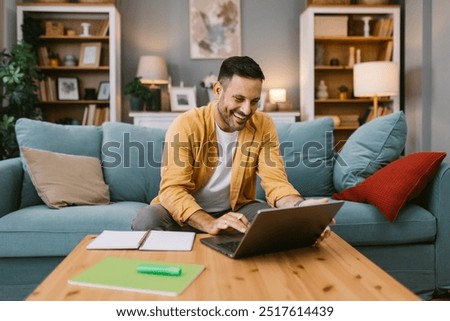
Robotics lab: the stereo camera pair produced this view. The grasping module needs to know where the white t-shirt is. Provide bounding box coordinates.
[193,124,238,212]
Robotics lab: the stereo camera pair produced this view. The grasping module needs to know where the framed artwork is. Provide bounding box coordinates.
[57,77,79,101]
[189,0,241,59]
[170,86,197,111]
[97,81,110,100]
[79,42,101,67]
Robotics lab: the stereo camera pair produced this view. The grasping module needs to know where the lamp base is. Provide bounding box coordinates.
[146,87,161,111]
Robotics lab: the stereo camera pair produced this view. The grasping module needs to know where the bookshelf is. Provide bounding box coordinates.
[16,3,121,125]
[300,5,400,147]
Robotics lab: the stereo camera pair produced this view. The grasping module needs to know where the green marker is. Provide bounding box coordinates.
[136,264,182,276]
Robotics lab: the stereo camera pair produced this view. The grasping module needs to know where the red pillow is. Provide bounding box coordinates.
[332,152,446,222]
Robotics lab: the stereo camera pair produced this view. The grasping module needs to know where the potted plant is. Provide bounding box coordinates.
[0,41,43,159]
[124,77,153,111]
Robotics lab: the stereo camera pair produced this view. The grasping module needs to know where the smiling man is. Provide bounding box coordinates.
[132,56,329,238]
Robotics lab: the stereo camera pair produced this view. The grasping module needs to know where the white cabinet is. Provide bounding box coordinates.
[17,3,121,124]
[129,111,299,129]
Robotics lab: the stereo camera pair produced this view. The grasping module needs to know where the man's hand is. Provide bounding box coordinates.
[297,197,329,207]
[208,212,250,235]
[187,210,250,235]
[296,197,334,246]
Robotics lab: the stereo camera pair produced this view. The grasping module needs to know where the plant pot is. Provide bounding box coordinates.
[130,97,144,111]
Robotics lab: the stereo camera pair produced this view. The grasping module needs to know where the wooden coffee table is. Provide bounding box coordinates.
[27,232,419,301]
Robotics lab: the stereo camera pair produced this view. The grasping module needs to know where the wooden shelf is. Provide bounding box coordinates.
[300,5,401,148]
[37,100,110,105]
[17,3,121,124]
[39,66,110,71]
[315,98,393,104]
[315,36,393,42]
[39,36,109,41]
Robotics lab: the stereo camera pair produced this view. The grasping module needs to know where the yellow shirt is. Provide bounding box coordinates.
[151,102,300,225]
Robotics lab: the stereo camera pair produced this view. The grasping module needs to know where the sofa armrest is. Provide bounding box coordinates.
[0,157,23,218]
[419,162,450,292]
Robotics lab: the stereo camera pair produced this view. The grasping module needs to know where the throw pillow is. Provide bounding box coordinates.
[333,111,407,192]
[15,118,103,208]
[21,147,110,209]
[332,152,446,222]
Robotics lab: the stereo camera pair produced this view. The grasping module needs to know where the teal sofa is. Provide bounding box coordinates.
[0,114,449,300]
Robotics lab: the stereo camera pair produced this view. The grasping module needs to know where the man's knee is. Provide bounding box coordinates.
[132,204,171,231]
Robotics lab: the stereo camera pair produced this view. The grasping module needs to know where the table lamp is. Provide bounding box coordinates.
[353,61,399,118]
[136,55,169,110]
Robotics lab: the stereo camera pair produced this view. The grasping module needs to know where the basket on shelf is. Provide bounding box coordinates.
[308,0,351,5]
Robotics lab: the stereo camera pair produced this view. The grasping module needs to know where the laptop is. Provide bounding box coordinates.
[200,201,344,259]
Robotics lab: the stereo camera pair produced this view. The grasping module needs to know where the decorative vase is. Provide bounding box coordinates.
[316,80,329,100]
[130,96,144,111]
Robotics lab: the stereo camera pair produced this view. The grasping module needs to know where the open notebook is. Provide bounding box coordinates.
[86,230,196,251]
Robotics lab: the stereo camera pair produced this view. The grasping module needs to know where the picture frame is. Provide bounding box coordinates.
[57,77,79,101]
[189,0,241,59]
[79,42,101,67]
[97,81,110,100]
[170,86,197,111]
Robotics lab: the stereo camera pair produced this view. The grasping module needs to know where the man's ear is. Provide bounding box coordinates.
[213,81,222,96]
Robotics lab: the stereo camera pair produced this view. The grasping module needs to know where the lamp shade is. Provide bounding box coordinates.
[136,55,169,85]
[269,88,287,103]
[353,61,399,97]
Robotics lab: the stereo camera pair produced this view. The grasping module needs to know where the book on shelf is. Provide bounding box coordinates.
[373,18,393,37]
[37,46,49,66]
[68,256,205,296]
[381,40,393,61]
[338,114,360,128]
[360,106,393,124]
[37,77,57,102]
[83,105,111,126]
[97,19,109,36]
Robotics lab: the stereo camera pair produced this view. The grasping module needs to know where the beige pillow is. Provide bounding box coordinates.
[21,147,110,209]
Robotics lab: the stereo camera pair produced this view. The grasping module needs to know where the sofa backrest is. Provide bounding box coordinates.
[276,118,336,197]
[14,117,335,208]
[102,122,166,203]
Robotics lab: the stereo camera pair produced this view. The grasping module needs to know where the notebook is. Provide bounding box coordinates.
[200,201,344,259]
[86,230,196,251]
[68,256,204,296]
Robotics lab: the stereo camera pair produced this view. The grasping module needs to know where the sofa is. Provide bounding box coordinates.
[0,112,449,301]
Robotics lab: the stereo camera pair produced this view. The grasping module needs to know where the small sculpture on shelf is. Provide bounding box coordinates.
[316,80,329,100]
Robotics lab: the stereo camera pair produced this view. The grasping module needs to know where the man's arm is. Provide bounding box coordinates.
[275,195,329,208]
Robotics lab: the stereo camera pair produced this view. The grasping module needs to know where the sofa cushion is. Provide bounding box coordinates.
[333,152,447,222]
[21,147,110,209]
[15,119,103,208]
[333,111,407,192]
[102,122,166,203]
[0,202,147,257]
[332,201,436,246]
[259,118,335,198]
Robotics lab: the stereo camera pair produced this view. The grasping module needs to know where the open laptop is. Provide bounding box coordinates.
[200,201,344,259]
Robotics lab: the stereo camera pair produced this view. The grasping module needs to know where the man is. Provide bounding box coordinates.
[133,56,330,240]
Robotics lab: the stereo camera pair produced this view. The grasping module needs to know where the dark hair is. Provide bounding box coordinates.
[218,56,265,84]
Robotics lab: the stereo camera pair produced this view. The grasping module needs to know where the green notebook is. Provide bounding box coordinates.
[68,256,205,296]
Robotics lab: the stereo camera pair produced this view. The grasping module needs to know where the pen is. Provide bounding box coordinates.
[136,264,182,276]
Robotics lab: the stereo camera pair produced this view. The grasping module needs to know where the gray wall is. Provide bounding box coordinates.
[119,0,305,122]
[404,0,450,160]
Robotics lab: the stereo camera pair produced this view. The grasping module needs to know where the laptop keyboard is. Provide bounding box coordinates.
[218,240,240,252]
